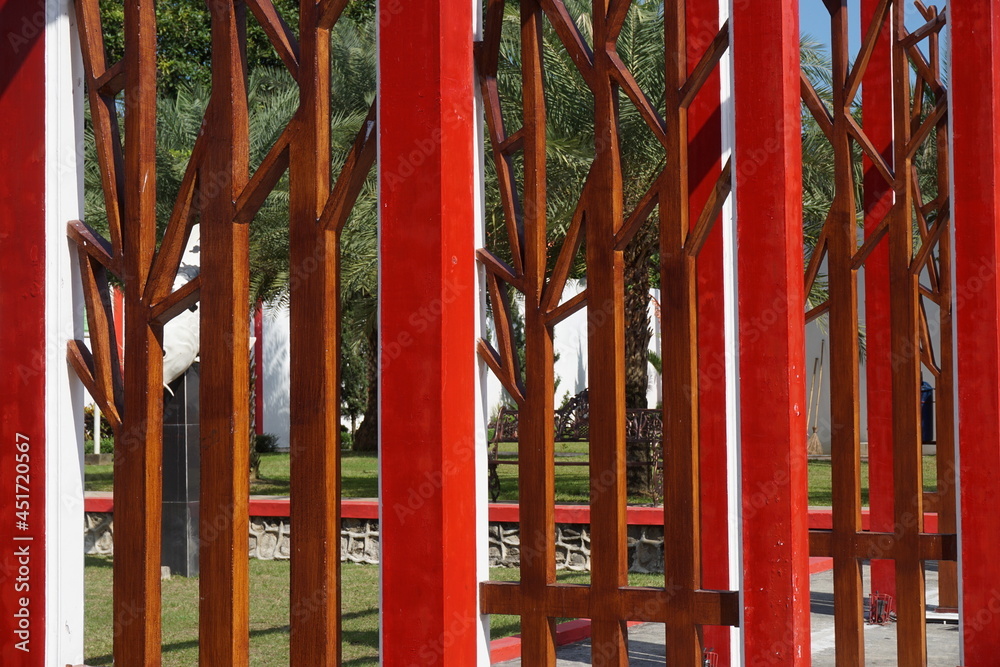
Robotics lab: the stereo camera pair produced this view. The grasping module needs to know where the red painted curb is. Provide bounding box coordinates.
[489,619,644,664]
[83,494,941,534]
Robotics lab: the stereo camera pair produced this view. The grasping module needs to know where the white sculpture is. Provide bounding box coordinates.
[162,224,201,386]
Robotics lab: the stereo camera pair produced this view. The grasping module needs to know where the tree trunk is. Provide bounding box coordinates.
[353,324,379,452]
[624,224,655,496]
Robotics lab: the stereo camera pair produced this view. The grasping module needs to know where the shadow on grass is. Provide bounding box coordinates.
[87,619,380,666]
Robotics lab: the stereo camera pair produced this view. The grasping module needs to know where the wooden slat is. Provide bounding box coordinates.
[846,115,895,185]
[234,125,292,224]
[661,3,702,662]
[910,209,949,276]
[800,71,834,142]
[851,215,889,270]
[805,300,831,323]
[614,175,659,251]
[77,249,124,417]
[844,0,892,104]
[116,0,163,664]
[477,339,525,406]
[809,530,958,561]
[149,276,202,325]
[827,5,866,661]
[94,59,125,96]
[317,0,349,31]
[906,97,947,158]
[604,0,632,44]
[320,102,377,233]
[607,50,669,149]
[289,1,340,662]
[541,171,590,312]
[516,0,557,661]
[804,219,830,295]
[67,219,119,274]
[890,1,927,661]
[589,0,630,661]
[477,0,505,77]
[247,0,300,79]
[74,0,125,259]
[679,22,729,109]
[685,158,731,257]
[481,581,740,627]
[200,2,251,663]
[144,135,205,304]
[486,272,523,395]
[931,89,958,608]
[546,289,588,326]
[67,340,122,431]
[539,0,596,85]
[481,77,525,277]
[477,248,523,291]
[899,12,946,49]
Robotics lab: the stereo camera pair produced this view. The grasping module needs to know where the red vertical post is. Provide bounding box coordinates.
[861,0,896,602]
[378,0,482,663]
[732,0,811,663]
[689,0,730,663]
[0,3,47,664]
[951,1,1000,661]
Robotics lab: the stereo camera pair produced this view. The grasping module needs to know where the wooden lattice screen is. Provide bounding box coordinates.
[58,0,963,663]
[66,1,373,664]
[475,0,739,663]
[801,1,956,665]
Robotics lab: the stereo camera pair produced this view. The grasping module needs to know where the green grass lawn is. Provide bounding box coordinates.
[85,448,941,507]
[83,557,662,666]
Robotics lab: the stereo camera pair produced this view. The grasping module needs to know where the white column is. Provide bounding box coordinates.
[45,1,86,663]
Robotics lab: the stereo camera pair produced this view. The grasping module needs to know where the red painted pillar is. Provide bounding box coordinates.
[951,2,1000,661]
[0,4,48,664]
[689,0,731,663]
[861,0,896,602]
[733,0,811,663]
[378,0,483,663]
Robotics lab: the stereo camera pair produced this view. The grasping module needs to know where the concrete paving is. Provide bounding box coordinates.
[496,563,960,665]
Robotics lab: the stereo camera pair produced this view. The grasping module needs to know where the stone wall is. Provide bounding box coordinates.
[84,513,666,573]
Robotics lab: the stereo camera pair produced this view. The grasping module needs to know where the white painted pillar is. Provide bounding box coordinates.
[45,2,86,662]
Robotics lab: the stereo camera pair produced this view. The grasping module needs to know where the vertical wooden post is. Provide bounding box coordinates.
[888,3,926,662]
[116,0,164,664]
[861,0,896,603]
[516,0,558,661]
[378,0,483,661]
[200,1,250,664]
[289,1,340,664]
[662,1,703,663]
[951,1,1000,661]
[828,3,865,663]
[732,0,811,663]
[589,0,630,664]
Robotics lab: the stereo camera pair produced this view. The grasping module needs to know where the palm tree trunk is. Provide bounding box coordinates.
[353,323,379,452]
[624,225,655,495]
